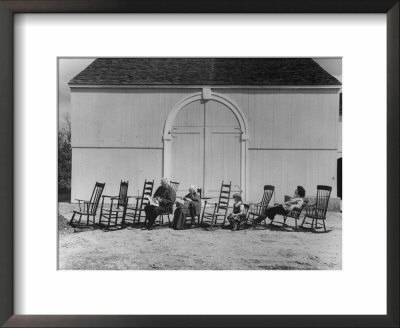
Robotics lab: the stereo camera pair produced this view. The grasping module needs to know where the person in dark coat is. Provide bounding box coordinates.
[172,185,201,230]
[144,177,176,230]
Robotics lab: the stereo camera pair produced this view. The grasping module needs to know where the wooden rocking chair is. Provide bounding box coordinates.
[70,182,105,229]
[247,185,275,227]
[125,179,154,225]
[98,181,129,229]
[269,199,308,230]
[300,185,332,232]
[200,181,232,230]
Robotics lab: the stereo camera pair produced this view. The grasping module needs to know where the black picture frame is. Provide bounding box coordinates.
[0,1,398,327]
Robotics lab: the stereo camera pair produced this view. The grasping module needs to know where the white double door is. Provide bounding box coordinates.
[171,99,241,197]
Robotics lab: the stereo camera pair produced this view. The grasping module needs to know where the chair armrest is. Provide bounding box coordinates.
[202,201,218,213]
[248,201,261,205]
[305,203,316,210]
[304,202,316,215]
[77,201,98,213]
[76,199,90,211]
[102,195,118,199]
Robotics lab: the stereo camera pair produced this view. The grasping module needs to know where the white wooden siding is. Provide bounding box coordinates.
[248,149,337,203]
[215,88,339,149]
[71,87,340,201]
[71,88,200,148]
[71,148,162,201]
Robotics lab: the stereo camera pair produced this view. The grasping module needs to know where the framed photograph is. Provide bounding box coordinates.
[0,1,398,327]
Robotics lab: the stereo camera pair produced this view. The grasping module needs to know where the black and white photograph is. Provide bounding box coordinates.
[58,57,342,270]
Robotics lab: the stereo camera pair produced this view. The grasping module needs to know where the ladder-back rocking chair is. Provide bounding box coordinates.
[200,181,232,230]
[98,181,129,229]
[125,179,154,225]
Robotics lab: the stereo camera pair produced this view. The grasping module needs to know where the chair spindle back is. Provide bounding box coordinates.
[117,181,129,208]
[89,182,105,214]
[316,185,332,218]
[260,185,275,207]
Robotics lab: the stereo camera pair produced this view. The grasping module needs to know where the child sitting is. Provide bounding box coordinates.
[227,193,246,231]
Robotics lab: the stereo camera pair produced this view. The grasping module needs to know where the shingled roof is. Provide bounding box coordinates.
[69,58,341,86]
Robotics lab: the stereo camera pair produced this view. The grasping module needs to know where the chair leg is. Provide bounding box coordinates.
[209,216,214,229]
[107,213,111,230]
[99,206,103,225]
[323,220,326,232]
[222,214,227,227]
[70,212,76,226]
[294,218,298,230]
[300,215,307,227]
[77,214,83,227]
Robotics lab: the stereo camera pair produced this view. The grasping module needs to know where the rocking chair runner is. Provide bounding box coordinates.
[157,181,179,226]
[200,181,232,229]
[99,181,129,229]
[70,182,105,229]
[300,185,332,232]
[125,179,154,225]
[247,185,275,227]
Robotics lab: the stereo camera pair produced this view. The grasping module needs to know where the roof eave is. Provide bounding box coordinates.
[69,84,342,89]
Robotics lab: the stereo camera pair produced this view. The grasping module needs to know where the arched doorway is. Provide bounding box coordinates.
[163,90,249,199]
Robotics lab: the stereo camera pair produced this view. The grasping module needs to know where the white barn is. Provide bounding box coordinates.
[69,58,341,206]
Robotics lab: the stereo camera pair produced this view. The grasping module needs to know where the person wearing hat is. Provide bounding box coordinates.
[172,185,201,230]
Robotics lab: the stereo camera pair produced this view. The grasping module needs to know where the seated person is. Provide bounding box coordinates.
[256,186,305,223]
[172,185,201,230]
[227,193,246,231]
[144,177,176,230]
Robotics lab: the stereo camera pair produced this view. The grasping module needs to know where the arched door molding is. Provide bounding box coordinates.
[162,89,249,199]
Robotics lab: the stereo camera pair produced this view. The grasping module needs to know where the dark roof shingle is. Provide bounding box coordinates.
[69,58,341,86]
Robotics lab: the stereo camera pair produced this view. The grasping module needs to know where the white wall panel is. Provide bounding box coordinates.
[71,148,162,202]
[71,88,200,148]
[248,149,337,203]
[214,88,339,149]
[70,87,340,203]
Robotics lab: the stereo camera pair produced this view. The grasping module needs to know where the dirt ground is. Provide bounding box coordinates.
[58,203,342,270]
